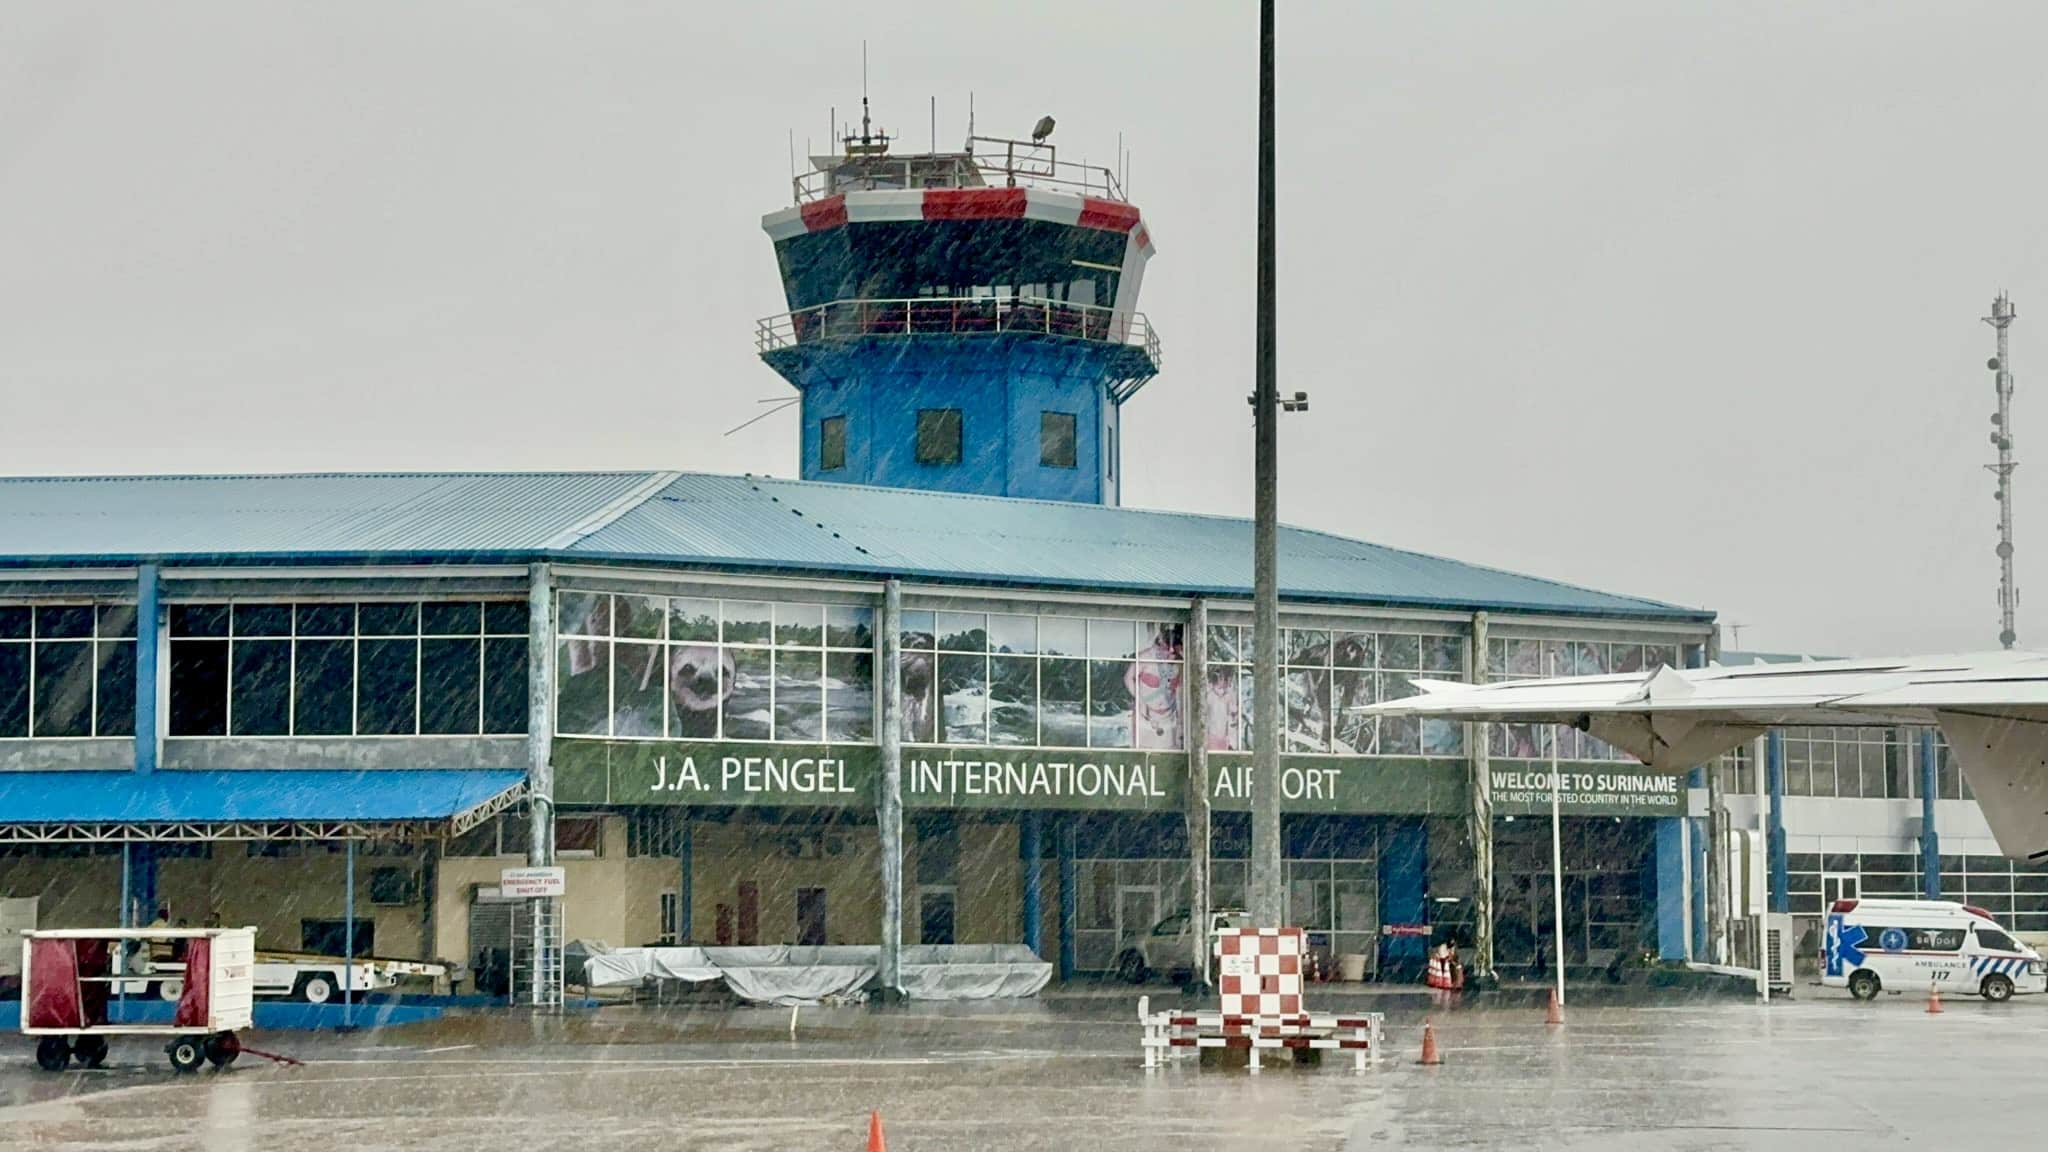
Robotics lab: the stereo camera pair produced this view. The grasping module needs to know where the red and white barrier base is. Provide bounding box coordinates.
[1138,997,1386,1073]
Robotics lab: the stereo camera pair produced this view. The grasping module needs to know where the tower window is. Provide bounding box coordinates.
[1040,412,1077,469]
[916,409,962,465]
[819,416,846,471]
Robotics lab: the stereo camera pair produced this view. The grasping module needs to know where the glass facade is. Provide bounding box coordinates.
[557,592,875,743]
[1206,624,1467,757]
[1716,727,1973,800]
[0,604,136,739]
[1487,637,1683,761]
[166,601,528,738]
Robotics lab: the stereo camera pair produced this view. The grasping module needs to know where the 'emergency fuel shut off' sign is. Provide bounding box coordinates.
[499,867,567,898]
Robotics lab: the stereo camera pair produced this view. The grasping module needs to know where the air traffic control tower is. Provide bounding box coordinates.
[758,111,1159,505]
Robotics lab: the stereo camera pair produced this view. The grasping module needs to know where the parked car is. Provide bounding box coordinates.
[1115,909,1253,983]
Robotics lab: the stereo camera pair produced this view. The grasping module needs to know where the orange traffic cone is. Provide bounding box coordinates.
[1926,982,1943,1015]
[1545,988,1565,1026]
[1418,1021,1443,1066]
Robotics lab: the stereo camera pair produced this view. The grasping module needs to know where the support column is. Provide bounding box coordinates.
[1020,811,1042,956]
[1698,635,1725,965]
[877,580,906,998]
[1058,817,1078,981]
[343,838,357,1027]
[135,563,161,775]
[420,838,439,964]
[525,564,561,1008]
[1920,728,1941,899]
[1185,599,1213,990]
[1766,730,1789,914]
[1690,806,1708,960]
[1655,818,1688,961]
[678,814,694,942]
[1467,611,1493,981]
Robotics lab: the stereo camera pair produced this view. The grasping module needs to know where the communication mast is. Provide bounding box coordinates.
[1986,294,2019,648]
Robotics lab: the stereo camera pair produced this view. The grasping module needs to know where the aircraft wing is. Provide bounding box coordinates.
[1361,651,2048,863]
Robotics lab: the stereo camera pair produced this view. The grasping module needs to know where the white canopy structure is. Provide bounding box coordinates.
[1360,651,2048,864]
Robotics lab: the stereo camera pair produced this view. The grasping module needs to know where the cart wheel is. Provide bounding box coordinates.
[297,972,337,1005]
[72,1035,109,1069]
[166,1037,207,1074]
[35,1037,71,1072]
[204,1032,241,1069]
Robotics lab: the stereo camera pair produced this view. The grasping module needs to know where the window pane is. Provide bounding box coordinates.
[1201,665,1241,751]
[32,641,93,737]
[820,414,847,471]
[775,649,824,741]
[1207,624,1243,664]
[232,604,292,637]
[611,642,664,738]
[358,603,418,637]
[1423,717,1464,756]
[775,603,825,648]
[1422,636,1463,675]
[484,601,528,635]
[667,642,724,739]
[825,604,874,649]
[1040,617,1087,657]
[482,637,528,734]
[1285,628,1329,665]
[1039,411,1077,468]
[825,651,874,742]
[558,592,609,637]
[1133,625,1183,750]
[170,604,229,638]
[936,613,986,652]
[938,653,988,744]
[420,602,481,636]
[357,638,418,735]
[1380,634,1420,670]
[916,408,962,465]
[1088,619,1136,660]
[725,648,772,739]
[421,638,483,735]
[34,605,94,640]
[1331,665,1375,754]
[168,639,228,736]
[1285,668,1328,753]
[989,654,1036,746]
[96,604,137,639]
[899,610,936,650]
[1088,658,1133,748]
[988,613,1036,655]
[294,639,355,736]
[1041,657,1087,747]
[614,595,664,640]
[723,601,773,645]
[0,644,27,737]
[899,651,936,743]
[95,641,135,737]
[295,603,355,637]
[0,607,29,641]
[229,638,291,736]
[1333,631,1373,668]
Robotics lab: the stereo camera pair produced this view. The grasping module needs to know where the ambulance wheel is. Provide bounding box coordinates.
[1847,970,1881,1001]
[1114,951,1149,985]
[1982,973,2015,1003]
[296,973,337,1004]
[167,1037,206,1074]
[72,1035,109,1069]
[35,1037,70,1072]
[204,1032,241,1068]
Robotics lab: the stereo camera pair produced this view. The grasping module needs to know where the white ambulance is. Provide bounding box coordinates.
[1822,898,2046,1002]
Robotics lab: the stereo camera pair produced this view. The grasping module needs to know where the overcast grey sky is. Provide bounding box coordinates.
[2,2,2043,657]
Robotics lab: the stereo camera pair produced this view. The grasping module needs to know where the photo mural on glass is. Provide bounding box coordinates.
[1484,637,1685,761]
[557,592,874,743]
[1205,624,1466,757]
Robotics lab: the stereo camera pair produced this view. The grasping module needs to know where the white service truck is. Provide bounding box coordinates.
[115,948,445,1003]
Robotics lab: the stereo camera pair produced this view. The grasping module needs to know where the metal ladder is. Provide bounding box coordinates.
[527,896,564,1010]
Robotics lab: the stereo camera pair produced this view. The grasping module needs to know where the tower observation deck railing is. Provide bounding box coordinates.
[792,138,1125,204]
[757,295,1161,380]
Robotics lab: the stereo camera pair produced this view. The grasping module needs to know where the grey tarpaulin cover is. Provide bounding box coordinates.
[582,943,1050,1004]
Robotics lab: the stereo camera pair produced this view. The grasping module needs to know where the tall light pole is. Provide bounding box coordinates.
[1249,0,1285,928]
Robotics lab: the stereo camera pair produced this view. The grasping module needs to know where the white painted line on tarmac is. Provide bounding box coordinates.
[418,1044,476,1054]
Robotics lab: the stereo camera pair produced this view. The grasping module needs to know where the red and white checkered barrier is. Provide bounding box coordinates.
[1139,928,1384,1072]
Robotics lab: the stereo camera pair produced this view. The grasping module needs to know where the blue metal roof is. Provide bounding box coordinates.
[0,471,1711,621]
[0,769,525,826]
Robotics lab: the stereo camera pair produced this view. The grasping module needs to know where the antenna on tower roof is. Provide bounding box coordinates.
[860,40,871,141]
[967,92,975,153]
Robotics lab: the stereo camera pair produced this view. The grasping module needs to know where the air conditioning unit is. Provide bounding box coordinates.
[1764,912,1796,992]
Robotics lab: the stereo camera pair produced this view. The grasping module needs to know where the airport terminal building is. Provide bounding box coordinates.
[7,124,2003,1001]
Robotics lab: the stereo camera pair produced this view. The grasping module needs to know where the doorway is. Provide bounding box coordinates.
[918,885,956,945]
[796,887,827,946]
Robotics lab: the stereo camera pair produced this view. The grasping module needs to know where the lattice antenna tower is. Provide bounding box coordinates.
[1986,293,2020,648]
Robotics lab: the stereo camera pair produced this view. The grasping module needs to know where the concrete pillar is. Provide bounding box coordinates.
[525,564,560,1009]
[1020,811,1042,955]
[1920,728,1941,899]
[1767,730,1789,914]
[679,815,694,942]
[877,580,906,997]
[1058,817,1078,980]
[1654,818,1688,961]
[1184,599,1212,989]
[135,563,161,776]
[344,838,357,1025]
[1697,635,1725,965]
[1690,810,1708,959]
[1467,612,1493,980]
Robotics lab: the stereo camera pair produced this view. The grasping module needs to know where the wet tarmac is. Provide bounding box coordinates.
[4,988,2043,1150]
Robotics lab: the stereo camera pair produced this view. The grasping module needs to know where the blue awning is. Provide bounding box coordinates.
[0,769,526,831]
